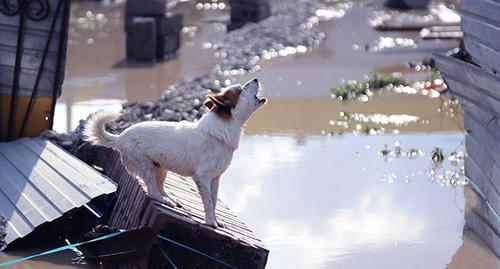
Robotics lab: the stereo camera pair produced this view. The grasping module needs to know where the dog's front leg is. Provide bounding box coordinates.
[211,176,225,228]
[194,176,217,228]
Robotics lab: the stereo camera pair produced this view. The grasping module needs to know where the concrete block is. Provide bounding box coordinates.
[230,3,271,22]
[156,34,180,59]
[155,12,183,36]
[126,17,157,62]
[125,0,168,31]
[125,0,167,17]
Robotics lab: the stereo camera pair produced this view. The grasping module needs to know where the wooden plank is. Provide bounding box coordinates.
[463,113,500,164]
[433,53,500,114]
[93,148,269,267]
[0,25,62,53]
[444,79,500,115]
[466,134,500,193]
[464,185,500,235]
[460,98,500,141]
[0,12,63,33]
[463,36,500,73]
[0,66,57,97]
[461,15,500,48]
[465,157,500,215]
[0,46,59,72]
[434,53,500,100]
[465,210,500,258]
[461,0,500,25]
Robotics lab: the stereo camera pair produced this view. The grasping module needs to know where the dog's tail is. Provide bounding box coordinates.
[83,110,120,148]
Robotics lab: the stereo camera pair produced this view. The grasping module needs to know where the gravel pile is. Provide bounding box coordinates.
[44,0,340,151]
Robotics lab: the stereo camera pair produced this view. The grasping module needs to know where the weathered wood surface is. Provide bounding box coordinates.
[461,0,500,73]
[433,53,500,115]
[464,185,500,258]
[0,0,68,97]
[91,147,269,269]
[0,138,117,245]
[435,51,500,258]
[460,98,500,142]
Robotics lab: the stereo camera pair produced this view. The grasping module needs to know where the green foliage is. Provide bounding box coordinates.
[331,73,410,101]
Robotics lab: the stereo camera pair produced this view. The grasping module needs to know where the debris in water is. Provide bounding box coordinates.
[378,142,425,162]
[431,147,445,164]
[377,145,466,186]
[448,151,465,167]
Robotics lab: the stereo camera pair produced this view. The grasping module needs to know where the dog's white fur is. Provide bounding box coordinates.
[83,79,266,227]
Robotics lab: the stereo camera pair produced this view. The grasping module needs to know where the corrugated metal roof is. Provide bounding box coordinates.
[0,138,116,245]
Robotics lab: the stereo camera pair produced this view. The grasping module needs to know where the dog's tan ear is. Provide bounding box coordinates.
[204,94,228,111]
[204,98,215,110]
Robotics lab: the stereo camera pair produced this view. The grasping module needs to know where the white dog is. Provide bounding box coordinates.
[83,78,267,227]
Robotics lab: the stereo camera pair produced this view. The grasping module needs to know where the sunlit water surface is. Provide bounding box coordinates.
[2,0,498,268]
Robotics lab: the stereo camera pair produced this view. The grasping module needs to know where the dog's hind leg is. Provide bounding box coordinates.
[134,159,176,207]
[154,165,168,196]
[154,166,182,208]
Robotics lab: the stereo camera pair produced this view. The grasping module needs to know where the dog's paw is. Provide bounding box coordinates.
[204,219,218,228]
[216,219,226,229]
[164,196,184,209]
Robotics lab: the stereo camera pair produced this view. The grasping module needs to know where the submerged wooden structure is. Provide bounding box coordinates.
[90,147,269,269]
[0,138,117,248]
[434,0,500,258]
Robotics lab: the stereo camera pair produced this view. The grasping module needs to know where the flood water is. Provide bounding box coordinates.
[2,0,499,268]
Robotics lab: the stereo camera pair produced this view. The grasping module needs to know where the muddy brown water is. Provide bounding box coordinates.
[1,0,499,268]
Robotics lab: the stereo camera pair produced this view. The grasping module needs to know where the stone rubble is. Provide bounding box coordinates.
[44,0,345,152]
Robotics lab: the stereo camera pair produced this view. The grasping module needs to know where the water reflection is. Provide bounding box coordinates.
[221,134,471,268]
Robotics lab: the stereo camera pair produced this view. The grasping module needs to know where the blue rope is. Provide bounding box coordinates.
[156,234,239,269]
[0,231,239,269]
[0,231,124,267]
[157,244,178,269]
